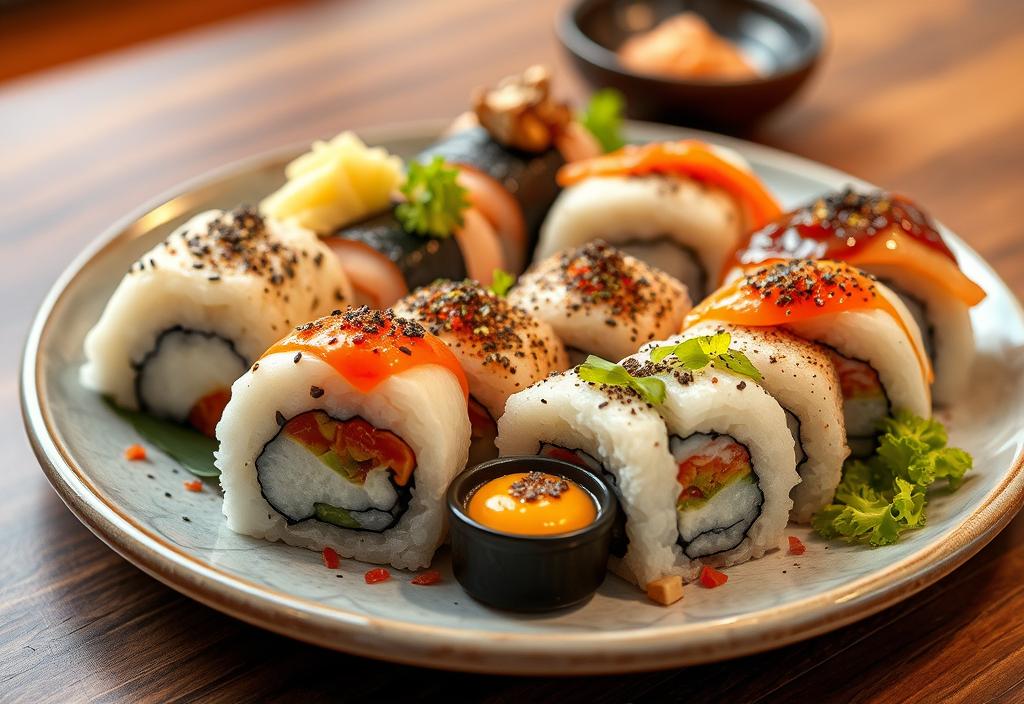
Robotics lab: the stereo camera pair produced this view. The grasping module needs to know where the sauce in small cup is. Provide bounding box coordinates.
[447,455,617,611]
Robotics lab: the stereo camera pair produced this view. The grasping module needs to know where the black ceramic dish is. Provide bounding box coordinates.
[447,455,617,612]
[558,0,826,129]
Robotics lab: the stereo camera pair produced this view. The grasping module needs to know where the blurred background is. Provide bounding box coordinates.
[3,1,1024,700]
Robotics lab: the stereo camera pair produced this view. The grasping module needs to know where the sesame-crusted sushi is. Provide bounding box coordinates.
[725,189,987,405]
[537,140,782,298]
[216,308,471,569]
[507,241,691,364]
[656,323,849,523]
[496,368,682,587]
[81,207,354,436]
[393,279,567,462]
[688,259,932,455]
[616,350,799,569]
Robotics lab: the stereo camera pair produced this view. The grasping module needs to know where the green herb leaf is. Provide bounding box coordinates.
[105,398,219,477]
[577,355,666,405]
[489,269,516,297]
[650,332,762,381]
[396,156,470,238]
[579,89,626,153]
[813,411,971,546]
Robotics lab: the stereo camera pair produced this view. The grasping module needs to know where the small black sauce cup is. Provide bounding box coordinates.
[447,455,617,612]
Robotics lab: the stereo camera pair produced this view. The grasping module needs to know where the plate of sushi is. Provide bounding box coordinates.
[22,66,1024,675]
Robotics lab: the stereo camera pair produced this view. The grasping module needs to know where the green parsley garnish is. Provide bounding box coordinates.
[395,156,470,238]
[812,411,973,546]
[650,332,762,382]
[579,89,626,153]
[577,355,665,405]
[489,269,515,297]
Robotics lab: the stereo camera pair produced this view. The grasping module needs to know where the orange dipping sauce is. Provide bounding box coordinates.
[467,472,597,536]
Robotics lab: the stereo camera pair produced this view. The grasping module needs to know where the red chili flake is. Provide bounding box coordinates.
[365,568,391,584]
[124,444,147,461]
[699,565,728,588]
[183,480,203,493]
[788,536,807,556]
[411,570,441,586]
[321,546,340,569]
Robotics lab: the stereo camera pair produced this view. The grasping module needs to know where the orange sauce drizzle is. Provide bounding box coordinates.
[263,308,468,398]
[685,260,933,383]
[556,140,782,229]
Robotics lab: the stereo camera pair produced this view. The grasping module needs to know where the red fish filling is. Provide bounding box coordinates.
[282,411,416,486]
[187,388,232,439]
[825,349,884,401]
[675,440,753,511]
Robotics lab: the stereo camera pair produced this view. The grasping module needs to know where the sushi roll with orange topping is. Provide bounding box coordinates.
[537,140,782,298]
[81,207,353,437]
[508,241,691,363]
[216,308,470,569]
[724,189,987,404]
[688,259,931,454]
[393,279,567,462]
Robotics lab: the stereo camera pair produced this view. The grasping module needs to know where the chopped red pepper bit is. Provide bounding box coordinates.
[124,444,147,461]
[321,546,340,569]
[788,536,807,556]
[699,565,728,588]
[183,480,203,493]
[411,570,441,586]
[365,568,391,584]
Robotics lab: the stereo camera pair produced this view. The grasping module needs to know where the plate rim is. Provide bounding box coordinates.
[21,119,1024,675]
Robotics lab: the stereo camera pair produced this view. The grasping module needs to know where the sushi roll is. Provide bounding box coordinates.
[81,207,353,435]
[688,259,932,455]
[217,307,471,569]
[393,279,568,463]
[725,188,987,404]
[536,140,782,298]
[497,351,798,585]
[507,241,691,364]
[326,156,505,309]
[660,323,848,522]
[496,369,682,587]
[419,65,600,272]
[618,349,799,568]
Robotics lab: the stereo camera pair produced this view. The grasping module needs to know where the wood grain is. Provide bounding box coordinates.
[2,0,1024,701]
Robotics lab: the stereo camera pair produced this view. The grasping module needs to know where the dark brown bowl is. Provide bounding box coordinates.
[558,0,826,129]
[447,455,617,612]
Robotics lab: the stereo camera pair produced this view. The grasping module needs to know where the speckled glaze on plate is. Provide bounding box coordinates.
[21,121,1024,675]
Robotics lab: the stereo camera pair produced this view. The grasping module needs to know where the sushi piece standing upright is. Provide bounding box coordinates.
[724,188,987,404]
[393,279,568,463]
[81,207,354,436]
[508,241,691,364]
[658,323,848,523]
[688,259,932,455]
[496,368,682,587]
[217,307,471,570]
[537,140,782,298]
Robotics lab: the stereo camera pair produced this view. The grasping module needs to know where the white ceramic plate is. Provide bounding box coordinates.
[22,121,1024,675]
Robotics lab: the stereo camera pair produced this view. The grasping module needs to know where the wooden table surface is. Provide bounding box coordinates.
[3,0,1024,701]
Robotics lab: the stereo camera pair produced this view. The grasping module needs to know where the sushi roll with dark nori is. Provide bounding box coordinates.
[652,323,848,523]
[326,159,505,308]
[508,241,691,364]
[217,307,470,569]
[81,207,354,436]
[537,140,782,299]
[393,279,568,463]
[418,65,600,273]
[724,188,987,405]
